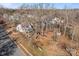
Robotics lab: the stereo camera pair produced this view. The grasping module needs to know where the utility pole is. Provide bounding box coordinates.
[71,26,75,41]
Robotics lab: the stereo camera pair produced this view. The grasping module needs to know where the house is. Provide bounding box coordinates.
[9,15,14,20]
[16,24,24,32]
[3,14,9,19]
[27,14,36,18]
[16,23,33,33]
[51,17,64,25]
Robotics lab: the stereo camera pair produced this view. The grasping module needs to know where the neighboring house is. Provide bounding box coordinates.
[27,14,36,18]
[9,15,14,20]
[3,14,9,19]
[16,24,24,32]
[51,17,64,24]
[13,14,21,20]
[16,23,33,33]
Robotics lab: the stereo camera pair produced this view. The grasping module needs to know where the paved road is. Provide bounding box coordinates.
[12,48,25,56]
[0,25,24,56]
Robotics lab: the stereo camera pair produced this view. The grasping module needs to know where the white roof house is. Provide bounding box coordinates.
[16,23,33,33]
[16,24,24,32]
[51,17,64,24]
[3,14,9,19]
[27,14,35,18]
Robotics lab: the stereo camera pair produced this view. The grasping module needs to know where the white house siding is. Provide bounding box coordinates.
[16,24,24,32]
[16,24,33,33]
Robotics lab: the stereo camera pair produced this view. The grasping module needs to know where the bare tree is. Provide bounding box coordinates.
[64,5,69,35]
